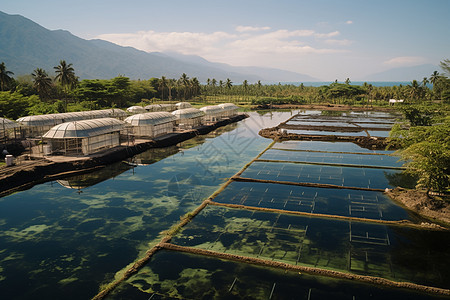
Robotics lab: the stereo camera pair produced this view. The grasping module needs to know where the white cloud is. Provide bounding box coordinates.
[94,27,350,74]
[345,20,353,25]
[324,39,353,46]
[383,56,428,66]
[314,31,340,38]
[235,25,271,32]
[96,31,236,55]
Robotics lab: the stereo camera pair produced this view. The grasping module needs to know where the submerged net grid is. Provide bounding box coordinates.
[94,112,450,300]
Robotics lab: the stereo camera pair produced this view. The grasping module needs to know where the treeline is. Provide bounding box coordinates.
[1,59,450,120]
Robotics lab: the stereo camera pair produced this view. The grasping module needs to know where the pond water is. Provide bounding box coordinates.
[172,205,450,288]
[108,250,447,300]
[259,148,403,168]
[239,161,401,189]
[0,110,446,299]
[0,111,292,300]
[273,140,396,154]
[211,181,411,221]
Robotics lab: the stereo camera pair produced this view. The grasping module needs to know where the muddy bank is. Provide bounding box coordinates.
[0,114,247,197]
[387,187,450,227]
[259,126,394,150]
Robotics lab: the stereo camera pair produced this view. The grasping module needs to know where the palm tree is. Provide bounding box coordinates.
[54,60,76,89]
[0,62,14,91]
[242,80,248,101]
[429,71,440,86]
[32,68,53,100]
[225,78,233,102]
[408,80,421,101]
[211,78,217,101]
[180,73,189,100]
[219,80,224,98]
[439,59,450,75]
[191,77,200,98]
[54,60,77,109]
[158,76,168,101]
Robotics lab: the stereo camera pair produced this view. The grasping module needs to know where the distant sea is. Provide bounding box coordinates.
[275,81,412,87]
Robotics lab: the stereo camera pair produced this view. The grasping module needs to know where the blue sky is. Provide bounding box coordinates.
[2,0,449,80]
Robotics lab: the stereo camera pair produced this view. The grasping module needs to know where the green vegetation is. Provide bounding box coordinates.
[0,58,449,122]
[389,103,449,196]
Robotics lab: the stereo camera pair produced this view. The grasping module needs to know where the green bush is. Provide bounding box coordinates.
[251,96,306,105]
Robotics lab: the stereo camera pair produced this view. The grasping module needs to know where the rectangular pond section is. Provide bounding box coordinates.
[172,206,450,289]
[211,181,411,221]
[259,148,403,168]
[106,250,445,300]
[239,161,400,190]
[272,140,396,154]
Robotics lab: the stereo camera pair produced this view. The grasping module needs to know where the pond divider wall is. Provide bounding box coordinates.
[231,176,387,192]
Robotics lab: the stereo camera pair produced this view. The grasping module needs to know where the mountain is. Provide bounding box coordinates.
[161,52,319,82]
[363,64,439,81]
[0,11,317,82]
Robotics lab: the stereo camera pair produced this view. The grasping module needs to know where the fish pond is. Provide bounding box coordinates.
[0,110,448,300]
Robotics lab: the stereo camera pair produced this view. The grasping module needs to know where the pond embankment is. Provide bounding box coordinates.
[0,114,248,197]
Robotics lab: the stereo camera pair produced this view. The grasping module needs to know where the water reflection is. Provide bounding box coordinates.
[57,162,133,191]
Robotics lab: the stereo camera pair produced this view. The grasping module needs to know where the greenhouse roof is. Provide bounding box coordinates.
[124,112,176,126]
[126,106,147,113]
[42,118,125,139]
[172,108,205,119]
[175,102,192,109]
[0,117,18,129]
[218,103,239,110]
[16,109,127,127]
[144,104,177,111]
[200,105,223,114]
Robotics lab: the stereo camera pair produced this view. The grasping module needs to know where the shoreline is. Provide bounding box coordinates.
[387,188,450,228]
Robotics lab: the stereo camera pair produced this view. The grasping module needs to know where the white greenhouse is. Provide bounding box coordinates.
[172,108,205,129]
[218,103,239,117]
[199,105,224,123]
[126,106,147,114]
[16,109,127,138]
[42,118,125,155]
[175,102,192,109]
[144,104,176,112]
[124,112,176,138]
[0,117,18,140]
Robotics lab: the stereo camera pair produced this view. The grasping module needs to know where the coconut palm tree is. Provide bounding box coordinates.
[226,78,233,102]
[429,71,440,86]
[180,73,189,100]
[242,79,248,101]
[54,60,77,109]
[0,62,14,91]
[54,60,76,89]
[408,80,421,101]
[158,76,168,101]
[191,77,200,98]
[32,68,53,100]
